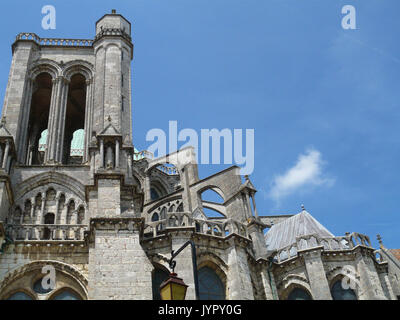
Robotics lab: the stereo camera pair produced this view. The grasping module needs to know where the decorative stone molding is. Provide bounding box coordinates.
[0,260,88,297]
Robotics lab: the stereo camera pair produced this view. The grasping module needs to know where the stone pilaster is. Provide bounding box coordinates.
[355,248,387,299]
[247,218,268,259]
[17,77,33,163]
[300,248,332,300]
[259,263,278,300]
[2,40,37,143]
[226,236,254,300]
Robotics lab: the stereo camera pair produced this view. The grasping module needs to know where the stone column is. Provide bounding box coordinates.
[2,141,10,169]
[5,155,12,174]
[17,77,34,162]
[251,193,259,218]
[54,193,61,224]
[241,192,250,219]
[144,173,151,203]
[29,197,35,221]
[91,150,96,175]
[301,249,332,300]
[0,145,3,169]
[115,140,119,168]
[40,192,46,226]
[55,77,69,163]
[100,139,104,168]
[46,77,62,163]
[83,79,93,163]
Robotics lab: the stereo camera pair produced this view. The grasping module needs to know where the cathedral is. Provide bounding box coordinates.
[0,11,398,300]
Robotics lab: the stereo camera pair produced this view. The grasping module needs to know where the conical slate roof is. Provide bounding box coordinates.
[265,209,334,251]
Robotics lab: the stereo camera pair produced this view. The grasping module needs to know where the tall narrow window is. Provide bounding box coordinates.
[43,213,55,240]
[26,73,52,165]
[63,74,86,164]
[198,267,225,300]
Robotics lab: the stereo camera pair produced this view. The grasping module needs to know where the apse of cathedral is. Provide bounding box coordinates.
[0,11,398,300]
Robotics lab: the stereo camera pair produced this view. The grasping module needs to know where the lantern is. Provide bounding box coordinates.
[159,273,188,300]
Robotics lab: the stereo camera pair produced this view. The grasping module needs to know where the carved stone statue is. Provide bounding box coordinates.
[106,145,114,169]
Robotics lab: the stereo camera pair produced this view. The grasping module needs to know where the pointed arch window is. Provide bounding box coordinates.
[198,267,225,300]
[287,287,312,300]
[331,280,357,300]
[51,290,81,300]
[7,292,34,300]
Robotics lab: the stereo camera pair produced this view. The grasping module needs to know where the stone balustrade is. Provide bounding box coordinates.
[156,164,179,175]
[16,33,93,47]
[143,209,248,240]
[7,224,87,241]
[134,150,153,161]
[272,232,373,264]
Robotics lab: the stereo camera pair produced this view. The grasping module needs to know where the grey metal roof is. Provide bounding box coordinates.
[264,210,334,251]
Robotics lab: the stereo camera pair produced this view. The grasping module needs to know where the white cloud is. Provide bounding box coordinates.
[269,148,334,205]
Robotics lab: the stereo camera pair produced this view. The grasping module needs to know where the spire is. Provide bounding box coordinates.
[377,234,384,248]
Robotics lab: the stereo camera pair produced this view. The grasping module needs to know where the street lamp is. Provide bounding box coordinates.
[159,272,188,300]
[160,240,200,300]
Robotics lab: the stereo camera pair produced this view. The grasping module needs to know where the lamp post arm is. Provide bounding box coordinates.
[169,240,200,300]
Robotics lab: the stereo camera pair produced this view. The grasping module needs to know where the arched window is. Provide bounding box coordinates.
[151,188,160,201]
[287,287,312,300]
[7,292,34,300]
[151,212,159,222]
[69,129,84,164]
[152,268,169,300]
[331,280,357,300]
[51,289,81,300]
[63,74,86,164]
[43,212,55,240]
[26,72,52,165]
[198,267,225,300]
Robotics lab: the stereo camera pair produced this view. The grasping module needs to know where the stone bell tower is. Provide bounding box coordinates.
[86,11,153,300]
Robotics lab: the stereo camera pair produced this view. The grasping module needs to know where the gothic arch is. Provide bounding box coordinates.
[277,274,312,300]
[62,60,94,82]
[47,287,84,300]
[196,260,227,300]
[28,59,62,80]
[197,252,228,273]
[14,172,85,201]
[326,265,360,300]
[0,260,88,300]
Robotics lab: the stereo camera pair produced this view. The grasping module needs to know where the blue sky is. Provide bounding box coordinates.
[0,1,399,249]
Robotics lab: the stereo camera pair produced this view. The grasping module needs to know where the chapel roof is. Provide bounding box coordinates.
[264,208,334,251]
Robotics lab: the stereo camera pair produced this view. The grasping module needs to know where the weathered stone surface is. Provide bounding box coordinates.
[0,10,397,301]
